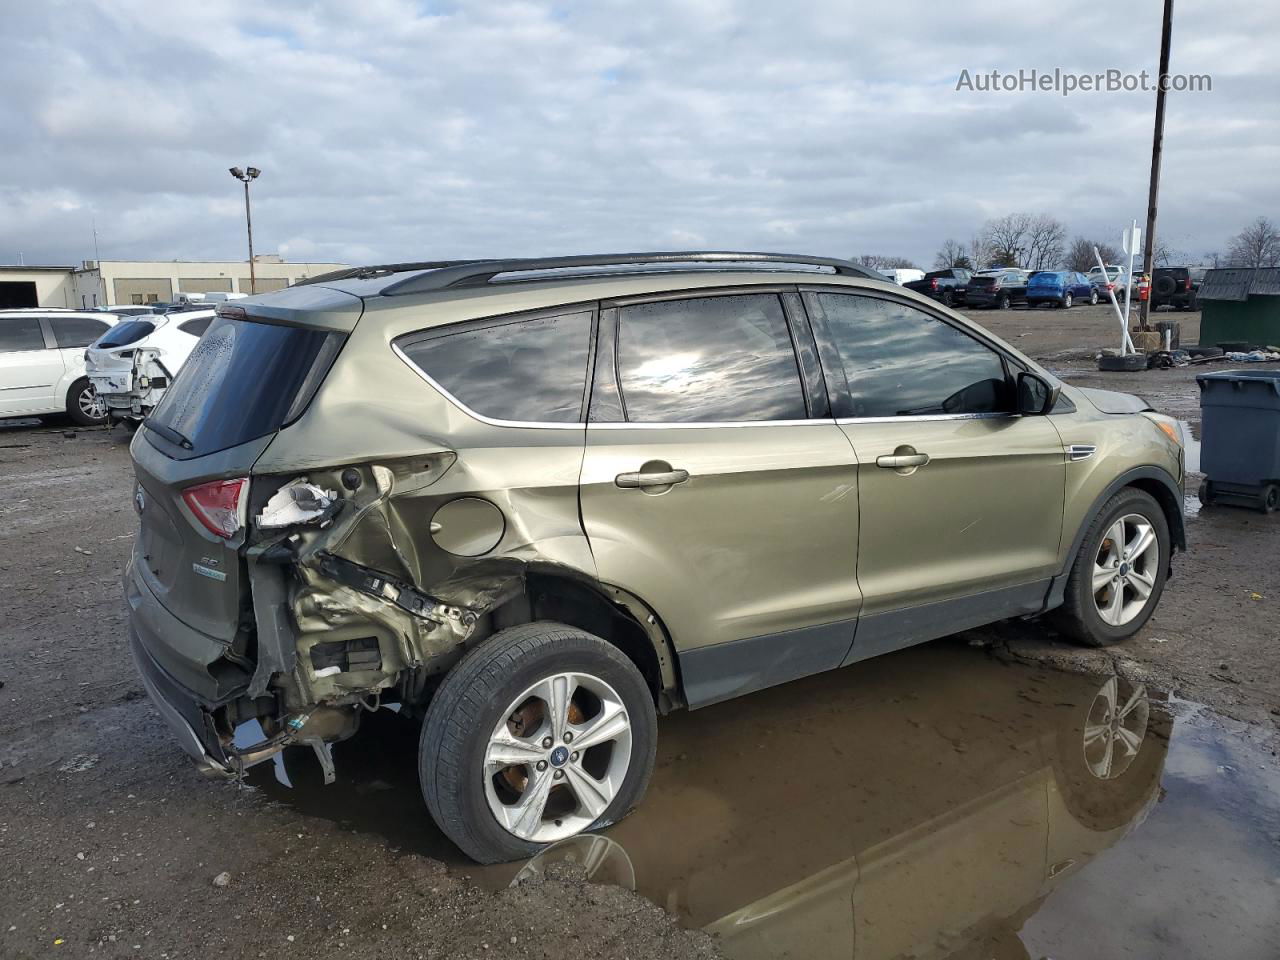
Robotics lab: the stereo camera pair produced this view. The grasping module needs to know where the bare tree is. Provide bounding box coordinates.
[1151,239,1187,267]
[968,234,991,270]
[1203,251,1222,269]
[1065,237,1122,273]
[853,253,919,270]
[933,239,971,270]
[980,213,1033,267]
[1226,216,1280,268]
[1024,214,1067,271]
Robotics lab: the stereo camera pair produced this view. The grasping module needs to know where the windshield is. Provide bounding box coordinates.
[147,316,344,458]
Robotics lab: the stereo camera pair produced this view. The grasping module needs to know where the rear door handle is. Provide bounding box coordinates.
[615,469,690,489]
[875,453,930,469]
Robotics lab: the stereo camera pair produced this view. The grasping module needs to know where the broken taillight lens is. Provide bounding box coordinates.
[182,477,249,539]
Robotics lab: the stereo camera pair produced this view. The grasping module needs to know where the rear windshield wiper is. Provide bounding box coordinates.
[143,420,194,450]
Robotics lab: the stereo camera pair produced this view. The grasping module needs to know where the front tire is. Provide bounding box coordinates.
[1052,489,1170,647]
[1089,289,1099,305]
[420,622,657,864]
[67,378,107,426]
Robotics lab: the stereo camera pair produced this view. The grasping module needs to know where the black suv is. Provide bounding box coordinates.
[1151,266,1205,311]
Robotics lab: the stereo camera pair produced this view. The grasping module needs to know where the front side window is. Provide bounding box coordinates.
[614,294,807,423]
[50,316,110,348]
[813,293,1011,418]
[0,317,45,353]
[398,310,593,423]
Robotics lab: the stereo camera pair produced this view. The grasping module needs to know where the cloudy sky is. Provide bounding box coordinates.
[2,0,1276,270]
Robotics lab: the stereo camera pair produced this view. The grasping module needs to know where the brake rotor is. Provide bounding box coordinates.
[499,695,586,793]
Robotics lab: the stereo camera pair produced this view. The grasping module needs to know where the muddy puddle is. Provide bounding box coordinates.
[248,642,1280,959]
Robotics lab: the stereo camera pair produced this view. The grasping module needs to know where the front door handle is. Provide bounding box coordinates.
[615,468,690,489]
[876,453,930,469]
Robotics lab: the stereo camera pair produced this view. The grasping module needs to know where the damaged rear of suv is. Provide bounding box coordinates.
[127,253,1185,863]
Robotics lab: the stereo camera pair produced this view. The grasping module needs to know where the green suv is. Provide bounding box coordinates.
[125,253,1185,862]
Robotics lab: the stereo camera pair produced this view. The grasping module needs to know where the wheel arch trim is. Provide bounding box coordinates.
[1045,466,1185,611]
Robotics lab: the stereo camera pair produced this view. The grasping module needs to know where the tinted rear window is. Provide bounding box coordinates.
[97,319,156,347]
[147,318,343,457]
[398,310,593,423]
[178,316,213,337]
[615,294,807,423]
[50,315,111,348]
[0,316,44,353]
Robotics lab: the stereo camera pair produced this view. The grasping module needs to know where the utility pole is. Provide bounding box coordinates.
[1139,0,1174,330]
[228,166,262,294]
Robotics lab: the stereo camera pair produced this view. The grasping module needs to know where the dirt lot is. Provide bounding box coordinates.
[1,302,1277,959]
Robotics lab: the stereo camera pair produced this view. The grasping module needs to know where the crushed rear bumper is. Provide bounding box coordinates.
[124,559,239,776]
[129,627,236,777]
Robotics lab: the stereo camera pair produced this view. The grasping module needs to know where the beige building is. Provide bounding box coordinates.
[0,256,349,309]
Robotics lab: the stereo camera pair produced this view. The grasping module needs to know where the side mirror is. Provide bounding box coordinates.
[1017,371,1061,416]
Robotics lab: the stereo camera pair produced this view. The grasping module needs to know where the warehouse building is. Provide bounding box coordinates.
[0,255,348,309]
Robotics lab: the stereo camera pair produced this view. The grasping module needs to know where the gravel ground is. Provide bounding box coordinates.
[1,301,1277,958]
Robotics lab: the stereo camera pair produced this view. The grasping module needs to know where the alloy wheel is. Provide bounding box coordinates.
[1091,513,1159,627]
[78,386,106,421]
[484,671,633,843]
[1082,675,1149,779]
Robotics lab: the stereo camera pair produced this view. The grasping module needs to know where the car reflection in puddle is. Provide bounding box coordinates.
[248,642,1280,960]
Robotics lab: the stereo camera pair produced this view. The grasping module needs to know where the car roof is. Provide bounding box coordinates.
[0,308,119,321]
[296,252,881,298]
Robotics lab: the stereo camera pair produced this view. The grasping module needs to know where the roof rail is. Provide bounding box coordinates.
[295,260,486,287]
[374,252,880,296]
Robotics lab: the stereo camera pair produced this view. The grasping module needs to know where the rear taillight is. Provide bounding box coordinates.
[929,278,939,290]
[182,478,249,539]
[992,282,1002,291]
[1184,277,1192,290]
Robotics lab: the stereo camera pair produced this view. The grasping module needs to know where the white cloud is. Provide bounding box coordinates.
[0,0,1275,269]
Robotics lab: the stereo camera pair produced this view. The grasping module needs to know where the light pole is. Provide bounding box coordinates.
[229,166,261,294]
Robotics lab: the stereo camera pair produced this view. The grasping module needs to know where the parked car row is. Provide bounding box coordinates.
[0,301,214,427]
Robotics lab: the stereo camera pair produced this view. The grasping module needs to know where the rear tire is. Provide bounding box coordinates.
[66,378,106,426]
[998,293,1011,310]
[1260,484,1279,514]
[1053,489,1170,647]
[420,622,657,864]
[941,290,954,307]
[1060,292,1073,309]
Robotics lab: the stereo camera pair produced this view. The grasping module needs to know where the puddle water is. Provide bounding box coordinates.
[249,643,1280,959]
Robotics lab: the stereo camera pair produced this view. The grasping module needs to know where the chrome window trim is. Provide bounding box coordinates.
[588,418,834,430]
[391,342,585,431]
[837,412,1018,425]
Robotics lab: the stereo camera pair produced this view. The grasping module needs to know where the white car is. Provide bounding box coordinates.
[0,310,121,425]
[876,268,926,285]
[86,309,214,426]
[1086,265,1133,301]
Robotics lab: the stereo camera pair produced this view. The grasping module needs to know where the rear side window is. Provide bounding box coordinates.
[50,315,110,348]
[398,310,593,423]
[178,316,213,337]
[615,294,807,423]
[147,318,344,457]
[97,319,156,347]
[812,293,1010,418]
[0,317,45,353]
